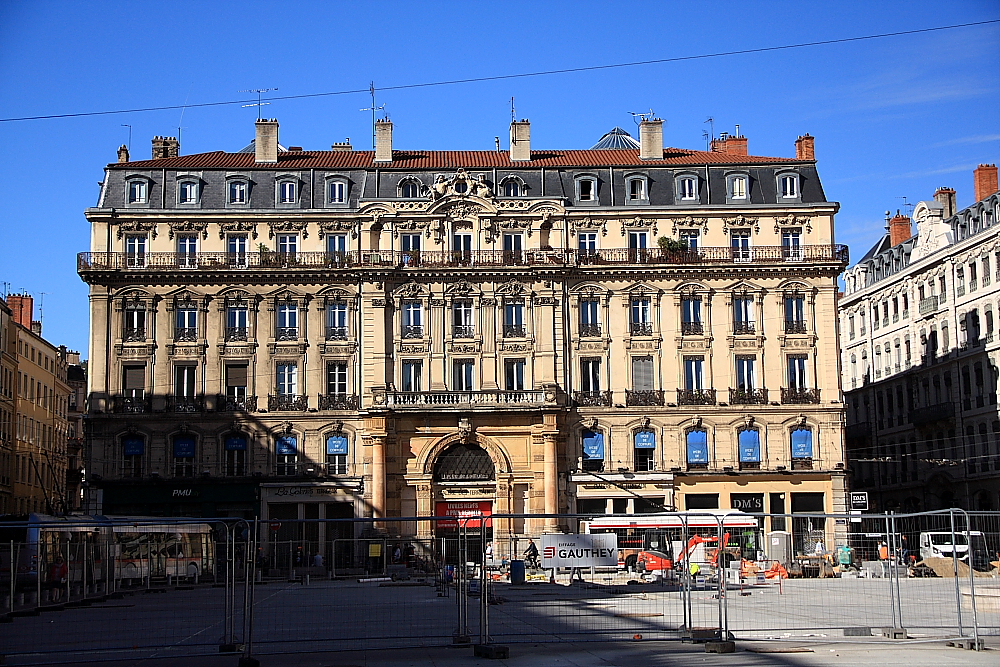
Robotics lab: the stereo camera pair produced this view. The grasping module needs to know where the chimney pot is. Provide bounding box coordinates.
[509,119,531,161]
[151,136,179,160]
[255,119,279,163]
[974,163,998,203]
[638,118,664,160]
[117,145,130,163]
[795,134,815,160]
[374,120,393,163]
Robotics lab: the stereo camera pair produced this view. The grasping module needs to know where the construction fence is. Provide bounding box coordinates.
[0,509,998,664]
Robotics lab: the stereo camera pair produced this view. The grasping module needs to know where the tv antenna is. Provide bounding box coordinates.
[629,109,656,126]
[510,97,516,123]
[360,82,386,151]
[895,196,914,217]
[702,130,711,151]
[38,292,47,326]
[704,117,715,142]
[240,87,278,121]
[121,124,132,151]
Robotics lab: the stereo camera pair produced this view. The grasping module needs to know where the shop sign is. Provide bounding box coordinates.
[730,493,763,512]
[540,533,618,568]
[171,488,199,498]
[850,492,869,511]
[434,501,492,529]
[265,485,348,499]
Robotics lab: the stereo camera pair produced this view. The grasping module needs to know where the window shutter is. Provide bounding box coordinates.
[632,357,654,391]
[123,366,145,390]
[226,365,248,387]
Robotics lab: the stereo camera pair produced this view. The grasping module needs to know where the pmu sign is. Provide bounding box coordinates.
[540,534,618,568]
[850,492,869,511]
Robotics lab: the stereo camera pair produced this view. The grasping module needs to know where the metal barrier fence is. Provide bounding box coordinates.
[1,510,996,664]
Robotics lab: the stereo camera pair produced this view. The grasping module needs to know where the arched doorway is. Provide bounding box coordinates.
[432,442,496,564]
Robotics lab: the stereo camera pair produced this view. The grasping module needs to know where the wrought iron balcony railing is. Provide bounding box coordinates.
[325,326,348,340]
[781,387,821,404]
[733,322,755,335]
[111,395,150,414]
[174,327,198,342]
[402,324,424,339]
[123,328,146,342]
[383,390,547,408]
[630,322,654,336]
[503,324,526,338]
[579,324,602,337]
[784,320,807,334]
[452,325,476,339]
[677,388,717,405]
[276,327,299,341]
[625,390,664,406]
[791,457,814,470]
[217,394,257,412]
[78,244,849,273]
[166,394,203,412]
[225,327,248,342]
[574,390,613,407]
[680,322,703,335]
[729,387,768,405]
[318,393,359,410]
[268,394,308,411]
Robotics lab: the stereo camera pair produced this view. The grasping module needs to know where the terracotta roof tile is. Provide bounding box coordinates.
[112,148,806,170]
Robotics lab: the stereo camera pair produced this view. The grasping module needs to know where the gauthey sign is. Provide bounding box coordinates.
[540,533,618,568]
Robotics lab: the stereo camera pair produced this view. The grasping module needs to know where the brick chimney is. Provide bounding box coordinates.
[638,118,663,160]
[255,119,279,163]
[117,145,130,163]
[509,119,531,162]
[6,293,33,329]
[795,134,815,160]
[374,120,393,163]
[151,136,179,160]
[934,187,956,218]
[889,210,912,246]
[710,134,748,156]
[974,164,998,203]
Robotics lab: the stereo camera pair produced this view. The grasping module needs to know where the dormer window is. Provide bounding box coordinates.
[398,178,421,198]
[504,180,521,197]
[228,180,248,204]
[127,179,148,204]
[676,175,698,202]
[727,174,748,201]
[778,172,800,199]
[626,176,648,204]
[328,180,346,204]
[576,176,597,203]
[178,180,199,205]
[279,181,297,204]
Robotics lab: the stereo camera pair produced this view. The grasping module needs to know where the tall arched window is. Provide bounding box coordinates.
[173,434,196,477]
[276,435,298,476]
[122,434,145,477]
[633,429,655,471]
[738,428,761,469]
[686,428,709,469]
[791,427,813,470]
[224,433,248,476]
[326,432,350,475]
[581,429,605,471]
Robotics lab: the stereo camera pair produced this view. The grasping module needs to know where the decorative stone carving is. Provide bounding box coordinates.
[451,344,478,353]
[442,201,484,221]
[670,216,709,236]
[496,279,526,297]
[533,296,556,305]
[167,220,209,240]
[429,169,494,200]
[480,298,497,306]
[268,220,309,239]
[430,299,446,307]
[392,219,432,238]
[116,220,157,240]
[721,215,759,235]
[400,345,424,354]
[774,214,812,234]
[445,280,476,296]
[394,281,426,298]
[318,220,359,239]
[500,343,530,352]
[621,216,657,237]
[569,216,608,237]
[218,221,258,240]
[371,298,387,307]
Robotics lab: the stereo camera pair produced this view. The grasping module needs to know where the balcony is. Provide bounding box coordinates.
[383,389,548,408]
[677,388,717,405]
[318,393,359,410]
[784,320,807,334]
[268,394,308,411]
[729,387,768,405]
[503,324,526,338]
[174,327,198,342]
[166,395,203,413]
[909,401,954,427]
[123,328,146,342]
[225,327,249,342]
[579,324,602,337]
[325,326,348,340]
[217,394,258,412]
[680,322,703,335]
[626,390,665,406]
[791,457,814,470]
[631,322,654,336]
[276,327,299,341]
[780,387,821,404]
[845,421,872,440]
[574,390,613,407]
[402,325,424,339]
[110,395,150,414]
[733,322,755,335]
[78,244,850,274]
[452,325,476,339]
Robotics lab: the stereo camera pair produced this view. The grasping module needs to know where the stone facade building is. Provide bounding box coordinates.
[80,117,848,555]
[840,165,1000,511]
[0,297,15,513]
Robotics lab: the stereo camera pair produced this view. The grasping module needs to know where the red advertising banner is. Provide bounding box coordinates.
[434,501,493,530]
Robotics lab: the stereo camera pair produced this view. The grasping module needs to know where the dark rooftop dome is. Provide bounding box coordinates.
[591,127,641,150]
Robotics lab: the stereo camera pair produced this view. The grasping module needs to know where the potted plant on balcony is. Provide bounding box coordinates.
[656,236,695,263]
[258,243,277,267]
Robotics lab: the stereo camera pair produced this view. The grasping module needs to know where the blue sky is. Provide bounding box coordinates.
[1,1,997,358]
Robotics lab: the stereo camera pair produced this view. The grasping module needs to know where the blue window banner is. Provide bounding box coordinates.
[123,436,144,457]
[225,435,247,451]
[634,430,656,449]
[686,429,709,464]
[791,428,813,459]
[173,436,196,458]
[276,436,297,455]
[738,429,761,462]
[326,435,349,456]
[582,430,604,460]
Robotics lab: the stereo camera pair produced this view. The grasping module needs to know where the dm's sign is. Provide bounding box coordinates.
[540,533,618,569]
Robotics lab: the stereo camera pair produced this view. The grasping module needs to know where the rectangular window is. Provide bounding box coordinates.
[326,302,348,339]
[228,181,247,204]
[179,181,198,204]
[225,364,248,401]
[276,363,298,396]
[504,359,525,391]
[578,232,597,254]
[730,175,747,199]
[275,436,297,476]
[580,299,600,335]
[326,361,348,395]
[173,436,196,477]
[684,356,704,391]
[128,180,147,204]
[736,356,756,390]
[453,300,474,338]
[502,233,524,264]
[403,301,423,337]
[125,234,147,268]
[504,300,524,337]
[174,365,196,398]
[328,180,346,203]
[734,296,754,333]
[679,177,697,200]
[679,231,699,249]
[453,360,474,391]
[782,229,802,260]
[124,305,146,339]
[632,356,654,391]
[779,174,799,198]
[730,230,751,262]
[227,306,249,340]
[227,234,248,267]
[276,234,298,255]
[578,179,595,201]
[327,234,347,254]
[175,307,197,340]
[628,178,646,200]
[277,304,298,339]
[785,295,806,332]
[122,365,145,398]
[682,297,703,335]
[453,233,472,262]
[326,435,349,474]
[581,429,604,471]
[224,436,247,476]
[402,360,422,392]
[627,231,647,249]
[279,181,297,204]
[631,298,652,336]
[581,358,601,392]
[176,235,197,267]
[787,355,808,389]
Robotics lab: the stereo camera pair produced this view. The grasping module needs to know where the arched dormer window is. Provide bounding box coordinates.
[226,175,250,206]
[500,176,526,198]
[776,170,801,201]
[675,173,699,202]
[685,427,709,469]
[398,177,421,199]
[326,177,348,205]
[177,178,200,205]
[726,172,749,202]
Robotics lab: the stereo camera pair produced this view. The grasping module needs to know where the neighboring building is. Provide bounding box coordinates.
[4,294,71,515]
[840,165,1000,511]
[62,348,87,512]
[79,117,848,555]
[0,297,15,512]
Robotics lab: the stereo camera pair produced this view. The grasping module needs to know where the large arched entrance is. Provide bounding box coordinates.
[432,442,496,563]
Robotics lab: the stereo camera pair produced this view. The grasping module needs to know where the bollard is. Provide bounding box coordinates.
[304,574,310,586]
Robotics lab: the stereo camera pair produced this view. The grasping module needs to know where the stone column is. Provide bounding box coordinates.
[543,434,558,531]
[372,435,386,519]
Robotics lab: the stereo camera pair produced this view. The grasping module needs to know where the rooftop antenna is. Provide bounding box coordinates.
[701,130,711,151]
[1,282,10,299]
[38,292,47,326]
[895,196,914,217]
[177,85,192,149]
[360,82,386,151]
[704,117,715,142]
[121,124,132,151]
[629,109,655,127]
[240,87,278,121]
[510,97,516,123]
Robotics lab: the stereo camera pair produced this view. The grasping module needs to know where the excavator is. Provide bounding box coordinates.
[636,532,737,574]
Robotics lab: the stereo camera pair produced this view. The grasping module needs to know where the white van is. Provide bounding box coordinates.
[919,531,990,569]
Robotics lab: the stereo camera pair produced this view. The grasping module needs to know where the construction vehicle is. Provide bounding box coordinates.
[636,532,737,574]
